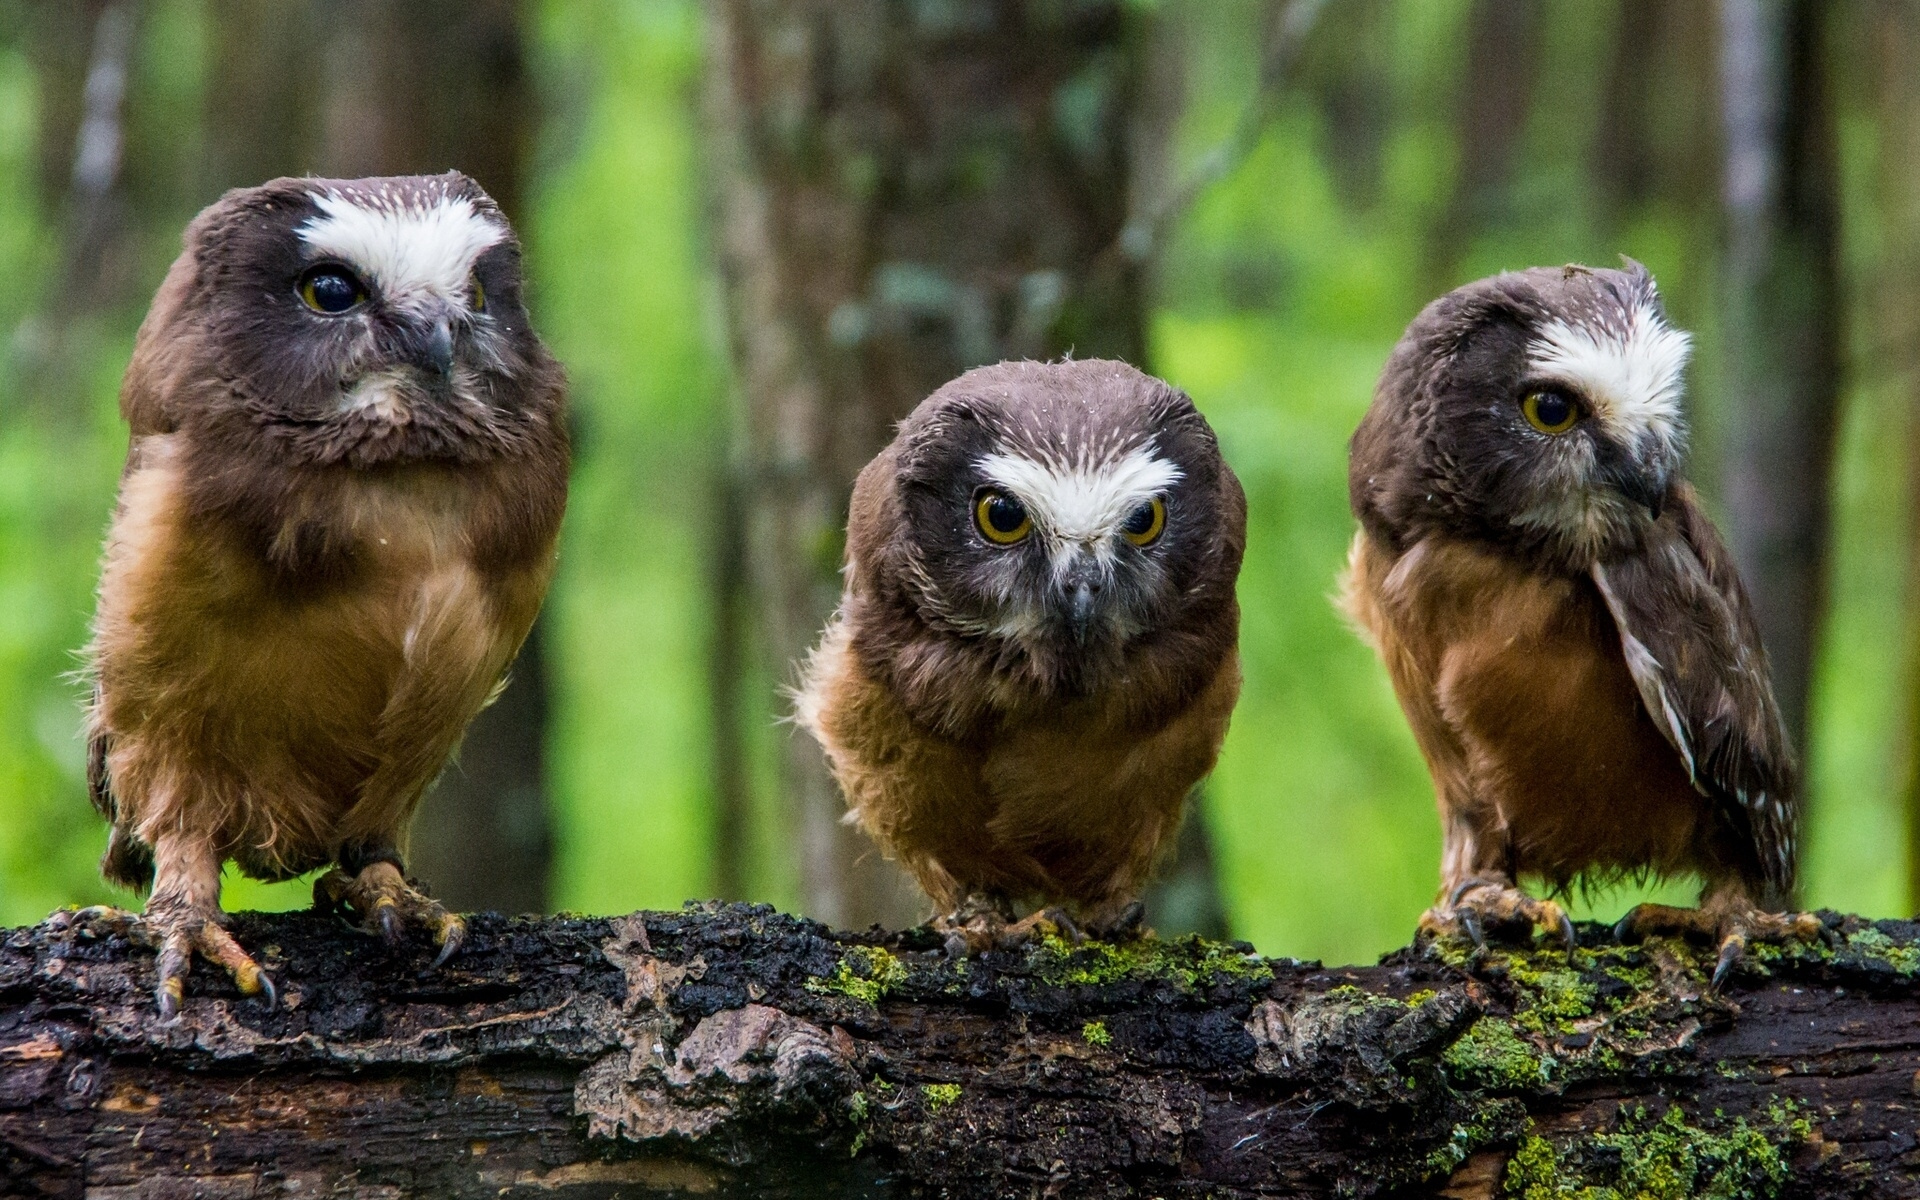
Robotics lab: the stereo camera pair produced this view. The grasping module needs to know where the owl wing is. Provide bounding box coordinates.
[1588,484,1797,900]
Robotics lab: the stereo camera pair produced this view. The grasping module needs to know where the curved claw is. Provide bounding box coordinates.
[155,976,182,1020]
[377,901,406,948]
[1558,911,1579,956]
[1459,908,1487,950]
[1613,911,1638,944]
[254,971,279,1010]
[1101,900,1146,941]
[1710,937,1744,995]
[429,916,466,970]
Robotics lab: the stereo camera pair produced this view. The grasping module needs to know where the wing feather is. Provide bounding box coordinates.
[1589,483,1797,900]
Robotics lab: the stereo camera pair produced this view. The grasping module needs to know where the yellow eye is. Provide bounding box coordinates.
[974,490,1032,544]
[1522,389,1581,435]
[472,275,487,313]
[1121,496,1166,545]
[297,265,366,314]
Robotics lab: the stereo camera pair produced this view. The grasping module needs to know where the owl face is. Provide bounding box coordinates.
[890,361,1236,669]
[178,173,550,466]
[1359,264,1692,566]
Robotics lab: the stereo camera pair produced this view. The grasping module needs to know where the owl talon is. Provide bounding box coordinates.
[377,901,405,948]
[1460,909,1487,949]
[323,861,465,967]
[1711,934,1745,994]
[1428,879,1569,951]
[1616,898,1817,992]
[1087,900,1146,942]
[430,914,467,969]
[142,904,272,1017]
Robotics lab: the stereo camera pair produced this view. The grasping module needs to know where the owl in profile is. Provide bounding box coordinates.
[1344,262,1817,986]
[86,173,568,1013]
[797,359,1245,949]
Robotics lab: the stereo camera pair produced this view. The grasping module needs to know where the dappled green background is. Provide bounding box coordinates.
[0,0,1905,966]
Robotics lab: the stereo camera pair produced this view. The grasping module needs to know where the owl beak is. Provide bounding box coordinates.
[425,317,456,379]
[1058,556,1105,643]
[1608,463,1666,521]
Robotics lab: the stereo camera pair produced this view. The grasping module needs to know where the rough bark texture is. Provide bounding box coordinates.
[702,0,1158,931]
[6,903,1920,1198]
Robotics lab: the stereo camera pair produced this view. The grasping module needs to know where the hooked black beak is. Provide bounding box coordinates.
[1060,559,1104,644]
[424,317,455,379]
[1612,467,1666,521]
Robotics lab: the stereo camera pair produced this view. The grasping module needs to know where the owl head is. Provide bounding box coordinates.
[1352,262,1692,567]
[130,172,561,467]
[864,359,1244,692]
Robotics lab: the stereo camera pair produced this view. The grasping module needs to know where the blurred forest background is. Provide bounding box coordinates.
[0,0,1913,967]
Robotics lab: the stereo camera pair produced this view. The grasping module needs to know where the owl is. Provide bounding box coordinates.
[796,359,1245,950]
[85,173,568,1014]
[1343,262,1817,987]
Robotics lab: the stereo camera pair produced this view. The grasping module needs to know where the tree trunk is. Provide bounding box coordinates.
[1718,0,1843,768]
[1424,0,1544,293]
[196,0,552,914]
[4,904,1919,1197]
[702,0,1153,930]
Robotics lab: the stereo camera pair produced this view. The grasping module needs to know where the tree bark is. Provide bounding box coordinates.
[702,0,1153,930]
[4,905,1920,1198]
[194,0,553,915]
[1718,0,1843,765]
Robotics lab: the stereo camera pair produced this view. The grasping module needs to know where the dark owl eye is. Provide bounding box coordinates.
[298,265,367,314]
[974,490,1032,545]
[1522,389,1580,435]
[1121,497,1166,546]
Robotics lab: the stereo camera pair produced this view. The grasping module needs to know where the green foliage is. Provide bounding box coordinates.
[1081,1019,1112,1046]
[920,1082,962,1111]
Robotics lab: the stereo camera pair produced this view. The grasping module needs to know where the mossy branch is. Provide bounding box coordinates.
[2,903,1918,1197]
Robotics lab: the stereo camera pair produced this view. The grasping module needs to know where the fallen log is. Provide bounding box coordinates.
[2,901,1918,1198]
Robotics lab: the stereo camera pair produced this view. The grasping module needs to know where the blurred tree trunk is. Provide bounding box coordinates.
[1298,0,1390,215]
[199,0,552,915]
[16,0,140,411]
[703,0,1166,930]
[1873,2,1920,916]
[1717,0,1842,788]
[1425,0,1543,292]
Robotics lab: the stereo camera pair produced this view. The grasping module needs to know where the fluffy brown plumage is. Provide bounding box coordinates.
[85,173,568,1012]
[1344,262,1815,983]
[797,359,1245,946]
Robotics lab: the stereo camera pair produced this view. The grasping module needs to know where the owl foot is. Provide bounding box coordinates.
[1081,900,1148,942]
[139,896,276,1019]
[933,894,1082,956]
[1613,902,1821,993]
[1420,877,1576,958]
[315,861,466,968]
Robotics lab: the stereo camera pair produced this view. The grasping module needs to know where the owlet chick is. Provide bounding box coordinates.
[1343,262,1817,986]
[85,173,568,1013]
[797,359,1245,948]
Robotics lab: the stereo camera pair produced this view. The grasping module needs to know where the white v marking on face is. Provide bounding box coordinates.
[299,188,504,312]
[1526,304,1692,455]
[980,444,1180,568]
